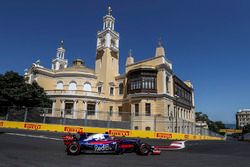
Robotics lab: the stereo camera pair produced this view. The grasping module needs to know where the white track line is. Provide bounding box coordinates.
[6,132,62,141]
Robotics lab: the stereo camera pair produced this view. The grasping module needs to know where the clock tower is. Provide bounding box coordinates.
[95,6,120,96]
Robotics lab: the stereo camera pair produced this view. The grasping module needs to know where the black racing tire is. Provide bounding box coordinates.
[137,143,151,156]
[67,142,81,155]
[115,144,124,155]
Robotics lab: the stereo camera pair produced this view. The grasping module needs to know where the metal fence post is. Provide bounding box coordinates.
[107,110,111,128]
[63,109,66,125]
[5,113,9,120]
[60,109,64,125]
[5,108,9,120]
[130,111,134,130]
[154,115,156,131]
[43,108,48,123]
[84,110,88,126]
[24,108,28,122]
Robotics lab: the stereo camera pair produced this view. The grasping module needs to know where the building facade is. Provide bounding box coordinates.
[25,7,195,133]
[236,109,250,129]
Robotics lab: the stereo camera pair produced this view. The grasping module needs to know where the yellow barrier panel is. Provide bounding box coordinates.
[0,120,223,140]
[219,129,242,133]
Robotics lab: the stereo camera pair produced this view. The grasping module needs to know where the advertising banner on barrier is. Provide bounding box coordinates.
[0,121,223,140]
[24,123,42,130]
[184,134,189,140]
[108,129,130,137]
[64,126,84,133]
[155,132,173,139]
[219,129,242,133]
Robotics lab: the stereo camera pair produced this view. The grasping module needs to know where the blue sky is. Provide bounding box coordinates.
[0,0,250,124]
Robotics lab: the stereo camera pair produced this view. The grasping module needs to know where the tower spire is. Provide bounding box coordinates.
[107,6,112,16]
[128,49,133,57]
[56,40,65,59]
[102,6,115,31]
[158,37,163,47]
[155,37,166,57]
[60,40,64,48]
[51,40,68,70]
[97,6,119,51]
[126,49,134,66]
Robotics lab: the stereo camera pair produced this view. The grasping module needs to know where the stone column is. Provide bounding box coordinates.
[163,71,166,94]
[95,101,99,119]
[83,100,87,119]
[52,100,56,117]
[157,69,166,94]
[73,100,78,119]
[131,104,135,130]
[61,100,65,118]
[83,100,88,126]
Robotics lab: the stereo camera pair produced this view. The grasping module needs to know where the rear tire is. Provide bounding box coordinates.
[67,142,80,155]
[137,143,151,156]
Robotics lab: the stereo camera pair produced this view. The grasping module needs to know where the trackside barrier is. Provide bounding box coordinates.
[0,121,223,140]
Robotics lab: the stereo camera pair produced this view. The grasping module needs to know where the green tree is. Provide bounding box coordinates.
[0,71,51,108]
[242,124,250,134]
[208,121,226,133]
[195,112,209,122]
[195,111,225,134]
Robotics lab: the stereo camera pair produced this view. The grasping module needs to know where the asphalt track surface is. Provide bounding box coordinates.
[0,128,250,167]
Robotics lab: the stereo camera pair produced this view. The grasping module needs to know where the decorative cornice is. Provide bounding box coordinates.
[155,64,173,74]
[32,67,97,79]
[97,29,119,38]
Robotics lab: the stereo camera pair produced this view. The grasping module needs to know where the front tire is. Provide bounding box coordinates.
[137,143,151,156]
[67,142,80,155]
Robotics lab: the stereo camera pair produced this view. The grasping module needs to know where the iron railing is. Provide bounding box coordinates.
[0,106,222,137]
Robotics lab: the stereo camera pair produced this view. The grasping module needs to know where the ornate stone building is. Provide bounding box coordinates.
[25,7,195,133]
[236,109,250,129]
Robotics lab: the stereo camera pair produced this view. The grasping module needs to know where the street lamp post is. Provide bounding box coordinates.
[154,114,162,131]
[170,112,174,132]
[174,95,179,133]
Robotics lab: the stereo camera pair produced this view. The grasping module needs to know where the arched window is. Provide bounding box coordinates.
[134,126,139,130]
[56,81,64,90]
[83,82,92,92]
[68,81,77,90]
[145,127,151,131]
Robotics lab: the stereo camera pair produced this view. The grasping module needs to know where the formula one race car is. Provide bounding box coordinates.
[62,133,157,156]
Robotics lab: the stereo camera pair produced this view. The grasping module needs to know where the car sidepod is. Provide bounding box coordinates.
[79,141,118,154]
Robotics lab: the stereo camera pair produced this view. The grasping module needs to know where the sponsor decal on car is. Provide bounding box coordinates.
[0,121,3,127]
[94,144,112,152]
[64,126,84,133]
[24,123,41,130]
[108,130,130,136]
[156,133,172,139]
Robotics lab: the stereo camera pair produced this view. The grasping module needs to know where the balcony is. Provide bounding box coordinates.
[127,68,157,95]
[46,90,102,97]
